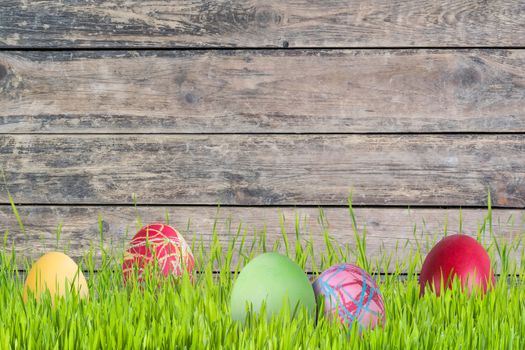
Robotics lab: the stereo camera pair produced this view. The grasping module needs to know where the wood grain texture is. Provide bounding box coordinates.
[1,206,523,271]
[1,50,524,133]
[1,134,524,207]
[0,1,524,48]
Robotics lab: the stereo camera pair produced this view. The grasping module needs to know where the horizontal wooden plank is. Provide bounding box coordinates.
[1,50,524,133]
[1,206,523,271]
[1,134,524,207]
[0,1,524,48]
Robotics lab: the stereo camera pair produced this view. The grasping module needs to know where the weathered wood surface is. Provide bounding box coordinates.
[1,134,524,207]
[1,50,524,133]
[1,206,523,270]
[0,1,524,48]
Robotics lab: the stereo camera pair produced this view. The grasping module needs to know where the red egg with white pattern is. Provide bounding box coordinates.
[122,223,194,283]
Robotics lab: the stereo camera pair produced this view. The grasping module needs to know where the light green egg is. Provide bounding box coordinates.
[230,252,316,322]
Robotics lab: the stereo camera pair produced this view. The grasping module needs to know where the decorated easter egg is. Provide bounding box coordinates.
[420,234,495,296]
[122,223,194,283]
[23,252,89,303]
[230,253,316,322]
[313,263,385,331]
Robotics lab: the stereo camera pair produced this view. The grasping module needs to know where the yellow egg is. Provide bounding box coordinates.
[23,252,89,303]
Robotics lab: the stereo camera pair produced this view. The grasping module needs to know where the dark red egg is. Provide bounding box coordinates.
[419,234,495,296]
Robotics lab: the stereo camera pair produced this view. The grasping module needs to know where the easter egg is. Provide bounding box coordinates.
[419,234,495,296]
[23,252,89,303]
[230,253,316,321]
[313,264,386,331]
[122,223,194,283]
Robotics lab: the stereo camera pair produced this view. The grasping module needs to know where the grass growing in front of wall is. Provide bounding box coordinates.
[1,200,525,349]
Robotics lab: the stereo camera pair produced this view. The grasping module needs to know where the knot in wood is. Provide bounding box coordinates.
[100,220,110,233]
[185,92,197,104]
[254,6,281,28]
[0,65,7,82]
[452,66,481,88]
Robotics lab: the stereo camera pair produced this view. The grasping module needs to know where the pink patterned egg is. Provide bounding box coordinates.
[313,264,386,331]
[122,223,194,283]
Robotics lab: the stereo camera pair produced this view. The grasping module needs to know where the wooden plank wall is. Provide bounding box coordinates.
[0,1,524,270]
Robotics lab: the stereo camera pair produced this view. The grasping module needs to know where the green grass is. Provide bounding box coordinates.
[1,201,525,349]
